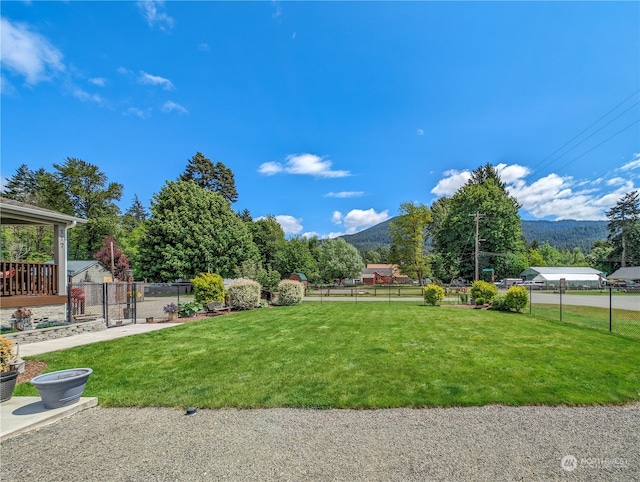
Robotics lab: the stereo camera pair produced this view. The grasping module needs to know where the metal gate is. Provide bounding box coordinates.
[69,281,139,327]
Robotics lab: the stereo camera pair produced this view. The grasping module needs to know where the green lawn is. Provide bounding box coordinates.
[15,303,640,409]
[531,304,640,339]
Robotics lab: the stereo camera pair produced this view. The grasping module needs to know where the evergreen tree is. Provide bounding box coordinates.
[179,151,239,203]
[606,190,640,268]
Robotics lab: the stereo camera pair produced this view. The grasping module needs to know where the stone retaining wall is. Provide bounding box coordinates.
[1,305,68,327]
[2,319,106,345]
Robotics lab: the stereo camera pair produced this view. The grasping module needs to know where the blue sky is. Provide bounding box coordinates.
[1,1,639,239]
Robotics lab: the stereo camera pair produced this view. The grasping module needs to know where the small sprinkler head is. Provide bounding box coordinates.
[185,406,197,416]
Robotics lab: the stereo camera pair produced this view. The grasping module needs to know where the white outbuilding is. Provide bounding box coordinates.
[520,267,606,289]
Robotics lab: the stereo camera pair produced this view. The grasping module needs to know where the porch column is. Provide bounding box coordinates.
[53,224,68,295]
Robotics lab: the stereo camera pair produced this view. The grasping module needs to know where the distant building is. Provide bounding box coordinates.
[47,259,112,283]
[607,266,640,283]
[360,264,410,285]
[520,267,606,289]
[289,273,308,289]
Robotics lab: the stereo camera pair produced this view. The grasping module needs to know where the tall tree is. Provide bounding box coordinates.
[606,190,640,268]
[137,180,258,281]
[53,158,123,259]
[179,151,238,203]
[388,202,432,285]
[250,215,286,269]
[318,238,364,284]
[430,164,526,281]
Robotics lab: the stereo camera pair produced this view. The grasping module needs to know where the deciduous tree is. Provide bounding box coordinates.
[318,238,364,284]
[389,202,432,285]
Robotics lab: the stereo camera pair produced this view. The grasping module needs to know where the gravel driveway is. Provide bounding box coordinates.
[1,404,638,481]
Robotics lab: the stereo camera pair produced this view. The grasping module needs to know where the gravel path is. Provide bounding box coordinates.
[1,404,638,481]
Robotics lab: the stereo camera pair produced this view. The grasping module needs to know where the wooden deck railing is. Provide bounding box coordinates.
[1,262,59,297]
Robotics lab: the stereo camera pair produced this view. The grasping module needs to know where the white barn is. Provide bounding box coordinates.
[520,267,606,289]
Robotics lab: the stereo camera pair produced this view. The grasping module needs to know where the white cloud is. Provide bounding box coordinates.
[606,177,626,187]
[430,169,471,196]
[0,76,16,96]
[496,163,530,184]
[274,215,303,235]
[138,71,174,90]
[124,107,149,119]
[89,77,106,87]
[331,208,390,234]
[430,159,638,221]
[0,17,64,85]
[417,129,424,136]
[301,231,318,239]
[324,232,344,239]
[258,161,283,176]
[161,101,188,114]
[198,42,210,52]
[508,168,636,220]
[137,0,174,31]
[619,153,640,171]
[325,191,364,198]
[71,87,106,106]
[272,0,282,19]
[258,153,350,178]
[117,66,132,76]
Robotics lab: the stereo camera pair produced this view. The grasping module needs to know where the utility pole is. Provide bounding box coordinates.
[469,212,485,281]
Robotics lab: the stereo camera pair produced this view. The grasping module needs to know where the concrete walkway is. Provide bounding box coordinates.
[2,322,181,441]
[19,321,182,356]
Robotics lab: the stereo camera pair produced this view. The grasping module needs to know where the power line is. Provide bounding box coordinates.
[531,101,639,177]
[553,119,640,173]
[529,88,640,177]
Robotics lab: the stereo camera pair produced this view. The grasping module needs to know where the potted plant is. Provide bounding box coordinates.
[31,368,93,409]
[163,302,178,321]
[0,336,19,403]
[178,301,204,318]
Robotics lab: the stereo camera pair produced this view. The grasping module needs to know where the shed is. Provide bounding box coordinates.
[289,273,308,289]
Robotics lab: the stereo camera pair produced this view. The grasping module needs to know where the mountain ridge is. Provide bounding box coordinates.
[340,218,609,253]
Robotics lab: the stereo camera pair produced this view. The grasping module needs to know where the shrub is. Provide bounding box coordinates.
[228,279,262,310]
[178,301,204,317]
[475,297,485,306]
[191,273,225,304]
[275,280,305,306]
[505,286,529,312]
[0,336,17,372]
[459,293,469,304]
[470,280,498,302]
[489,293,509,311]
[423,284,445,306]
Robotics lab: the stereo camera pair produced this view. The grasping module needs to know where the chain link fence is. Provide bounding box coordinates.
[68,282,194,326]
[528,288,640,340]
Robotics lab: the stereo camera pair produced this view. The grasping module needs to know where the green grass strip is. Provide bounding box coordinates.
[15,303,640,409]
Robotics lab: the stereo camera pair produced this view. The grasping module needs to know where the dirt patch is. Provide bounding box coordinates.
[17,360,47,384]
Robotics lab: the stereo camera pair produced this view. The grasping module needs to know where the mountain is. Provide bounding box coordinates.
[521,220,608,252]
[340,218,609,253]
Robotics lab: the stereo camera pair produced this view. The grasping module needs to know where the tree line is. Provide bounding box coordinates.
[384,164,639,283]
[1,153,364,286]
[2,157,638,285]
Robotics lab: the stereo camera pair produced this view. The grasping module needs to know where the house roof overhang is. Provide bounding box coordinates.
[0,197,86,227]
